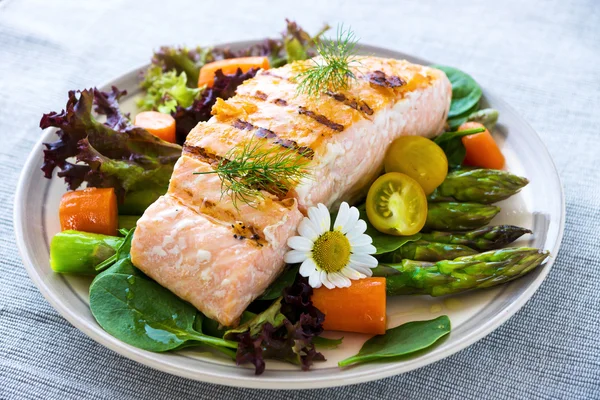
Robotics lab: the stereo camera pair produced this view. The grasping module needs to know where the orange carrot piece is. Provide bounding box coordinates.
[311,277,387,335]
[198,56,269,88]
[59,188,118,236]
[134,111,176,143]
[460,122,505,169]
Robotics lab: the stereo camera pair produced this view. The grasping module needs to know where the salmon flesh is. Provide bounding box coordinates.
[131,57,451,326]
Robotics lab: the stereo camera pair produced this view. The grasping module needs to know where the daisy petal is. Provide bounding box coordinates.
[287,236,314,251]
[332,272,351,287]
[284,250,309,264]
[346,220,367,240]
[321,270,335,289]
[349,264,374,276]
[342,266,366,280]
[317,203,331,233]
[309,270,322,288]
[298,218,319,241]
[341,206,360,234]
[348,234,373,247]
[352,244,377,255]
[308,206,328,235]
[299,258,317,277]
[350,253,379,268]
[333,202,350,231]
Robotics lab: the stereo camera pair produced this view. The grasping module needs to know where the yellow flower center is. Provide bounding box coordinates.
[312,230,351,273]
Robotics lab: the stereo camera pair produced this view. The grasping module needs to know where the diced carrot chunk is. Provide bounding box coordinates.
[59,188,118,236]
[460,122,505,169]
[312,277,387,335]
[134,111,176,143]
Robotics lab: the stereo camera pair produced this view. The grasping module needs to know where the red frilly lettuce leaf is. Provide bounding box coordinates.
[225,277,326,375]
[40,87,182,214]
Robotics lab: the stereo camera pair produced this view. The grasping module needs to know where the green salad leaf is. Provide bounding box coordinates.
[90,272,238,352]
[137,66,201,114]
[433,65,482,118]
[338,316,451,367]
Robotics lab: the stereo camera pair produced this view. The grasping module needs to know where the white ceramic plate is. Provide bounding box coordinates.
[14,42,565,389]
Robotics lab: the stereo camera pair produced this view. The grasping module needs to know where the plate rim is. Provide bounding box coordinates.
[13,41,566,389]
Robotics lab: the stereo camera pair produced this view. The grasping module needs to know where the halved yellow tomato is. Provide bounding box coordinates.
[366,172,428,236]
[384,136,448,195]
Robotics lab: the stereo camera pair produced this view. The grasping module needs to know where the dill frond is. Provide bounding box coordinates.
[295,24,359,97]
[193,139,311,208]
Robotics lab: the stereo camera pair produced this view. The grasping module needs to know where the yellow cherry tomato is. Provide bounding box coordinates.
[384,136,448,195]
[366,172,428,236]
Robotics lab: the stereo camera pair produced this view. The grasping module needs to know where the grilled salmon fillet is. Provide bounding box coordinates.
[131,56,451,326]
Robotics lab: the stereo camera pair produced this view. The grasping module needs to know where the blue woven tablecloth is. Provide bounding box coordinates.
[1,0,599,398]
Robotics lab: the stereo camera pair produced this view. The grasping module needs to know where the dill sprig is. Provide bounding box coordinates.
[295,24,359,97]
[194,140,311,208]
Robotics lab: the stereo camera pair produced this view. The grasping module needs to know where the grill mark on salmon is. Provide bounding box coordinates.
[324,90,374,116]
[230,119,315,160]
[183,145,222,165]
[254,91,268,101]
[365,70,406,88]
[297,106,345,131]
[272,98,288,106]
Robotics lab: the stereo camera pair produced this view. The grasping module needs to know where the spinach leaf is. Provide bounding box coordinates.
[338,315,451,367]
[313,336,343,349]
[433,65,482,118]
[434,127,485,168]
[357,204,422,254]
[89,272,238,352]
[258,265,300,300]
[447,102,479,130]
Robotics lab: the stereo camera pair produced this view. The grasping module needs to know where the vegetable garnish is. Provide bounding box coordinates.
[40,88,182,215]
[338,315,451,367]
[284,202,378,289]
[312,277,386,335]
[134,111,177,143]
[384,136,448,195]
[459,122,505,169]
[193,139,311,207]
[294,25,359,97]
[374,248,549,296]
[366,173,428,236]
[59,187,118,236]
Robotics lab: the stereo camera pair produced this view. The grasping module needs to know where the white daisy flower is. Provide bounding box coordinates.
[284,202,378,289]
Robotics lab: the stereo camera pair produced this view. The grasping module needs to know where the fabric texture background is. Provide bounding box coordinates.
[1,0,599,398]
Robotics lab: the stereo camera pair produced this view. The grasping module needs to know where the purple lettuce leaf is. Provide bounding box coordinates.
[40,88,182,213]
[225,277,326,375]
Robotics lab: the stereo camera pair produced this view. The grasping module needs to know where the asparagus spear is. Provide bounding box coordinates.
[378,240,477,263]
[373,248,550,296]
[429,169,529,204]
[420,225,532,251]
[50,231,124,275]
[425,202,500,231]
[467,108,499,131]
